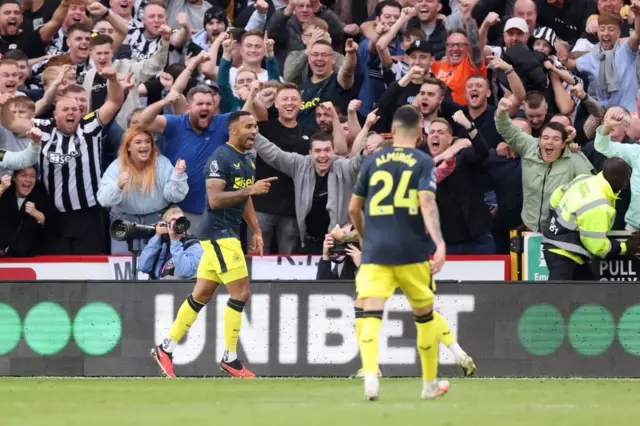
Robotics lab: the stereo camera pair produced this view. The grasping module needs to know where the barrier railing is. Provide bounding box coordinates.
[1,280,638,377]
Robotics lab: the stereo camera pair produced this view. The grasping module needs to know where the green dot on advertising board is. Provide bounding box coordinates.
[518,304,565,355]
[568,304,615,356]
[23,302,71,355]
[73,302,122,356]
[617,305,640,356]
[0,303,21,355]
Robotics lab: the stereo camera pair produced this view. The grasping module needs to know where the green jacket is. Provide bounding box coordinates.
[495,112,595,232]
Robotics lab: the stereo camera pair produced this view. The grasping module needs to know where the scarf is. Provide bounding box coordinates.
[591,43,619,94]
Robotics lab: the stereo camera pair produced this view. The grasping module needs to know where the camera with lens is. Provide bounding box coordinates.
[329,240,349,257]
[110,217,191,241]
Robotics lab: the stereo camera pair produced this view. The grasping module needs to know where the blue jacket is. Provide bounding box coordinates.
[138,235,203,279]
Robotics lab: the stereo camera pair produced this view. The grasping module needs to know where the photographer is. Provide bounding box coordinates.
[316,224,361,280]
[138,206,203,280]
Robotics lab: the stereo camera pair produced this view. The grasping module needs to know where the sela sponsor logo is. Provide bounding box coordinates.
[154,293,475,367]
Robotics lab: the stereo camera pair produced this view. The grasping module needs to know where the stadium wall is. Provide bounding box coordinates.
[0,255,510,281]
[0,281,638,377]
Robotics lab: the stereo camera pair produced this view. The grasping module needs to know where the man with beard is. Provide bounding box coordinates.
[188,6,228,55]
[1,66,125,254]
[565,8,640,113]
[377,40,444,130]
[252,117,373,254]
[426,115,495,254]
[495,96,594,232]
[313,101,348,154]
[250,82,310,254]
[0,0,69,58]
[139,85,251,233]
[152,111,277,379]
[127,2,190,61]
[405,0,447,59]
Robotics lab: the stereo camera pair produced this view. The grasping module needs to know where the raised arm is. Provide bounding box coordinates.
[87,2,129,51]
[478,12,500,59]
[138,91,180,134]
[253,133,306,177]
[550,72,575,116]
[595,112,638,165]
[495,97,537,156]
[376,7,415,68]
[467,14,485,69]
[170,14,191,48]
[96,67,125,126]
[629,0,640,52]
[39,0,70,43]
[338,39,358,90]
[161,158,189,203]
[0,128,42,170]
[201,32,229,81]
[488,56,525,116]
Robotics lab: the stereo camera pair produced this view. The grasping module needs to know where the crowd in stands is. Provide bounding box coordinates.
[2,0,640,266]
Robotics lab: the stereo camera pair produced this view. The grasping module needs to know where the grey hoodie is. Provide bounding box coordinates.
[253,134,363,245]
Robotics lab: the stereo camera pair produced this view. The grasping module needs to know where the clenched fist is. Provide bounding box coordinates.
[117,171,130,189]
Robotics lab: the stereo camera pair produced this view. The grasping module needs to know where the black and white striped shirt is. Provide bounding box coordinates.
[47,27,69,56]
[34,111,105,213]
[127,26,161,61]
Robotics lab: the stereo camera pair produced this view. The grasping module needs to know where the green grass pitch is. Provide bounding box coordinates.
[1,378,639,426]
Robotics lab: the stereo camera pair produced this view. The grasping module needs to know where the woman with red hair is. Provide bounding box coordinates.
[98,127,189,254]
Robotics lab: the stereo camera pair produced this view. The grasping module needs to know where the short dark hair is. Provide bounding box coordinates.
[392,105,422,132]
[3,49,27,63]
[228,110,253,128]
[186,85,215,102]
[90,34,113,49]
[404,28,426,41]
[311,39,333,49]
[540,121,568,141]
[0,0,20,9]
[309,131,334,148]
[525,90,546,108]
[466,74,490,86]
[375,0,402,17]
[165,63,187,80]
[241,29,264,42]
[68,23,93,37]
[422,77,447,95]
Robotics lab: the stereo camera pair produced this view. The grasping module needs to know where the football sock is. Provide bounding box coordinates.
[448,341,466,362]
[415,311,438,382]
[224,298,245,358]
[354,306,364,342]
[359,310,383,376]
[166,294,205,353]
[434,311,455,347]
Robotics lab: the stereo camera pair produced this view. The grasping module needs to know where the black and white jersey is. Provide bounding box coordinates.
[34,111,105,213]
[128,19,144,32]
[46,27,69,56]
[127,26,161,61]
[134,0,150,21]
[31,59,92,86]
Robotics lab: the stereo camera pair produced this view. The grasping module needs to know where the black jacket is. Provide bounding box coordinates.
[406,18,447,60]
[536,0,596,47]
[436,132,492,244]
[316,258,358,280]
[0,182,55,257]
[498,44,548,93]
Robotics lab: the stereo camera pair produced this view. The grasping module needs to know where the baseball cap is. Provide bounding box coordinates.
[504,17,529,33]
[406,40,434,55]
[203,6,229,29]
[205,80,220,93]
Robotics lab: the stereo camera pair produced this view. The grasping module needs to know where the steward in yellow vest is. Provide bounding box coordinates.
[542,158,640,280]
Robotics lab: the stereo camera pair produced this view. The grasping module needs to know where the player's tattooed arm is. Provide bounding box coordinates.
[206,179,251,209]
[348,195,366,239]
[419,191,444,247]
